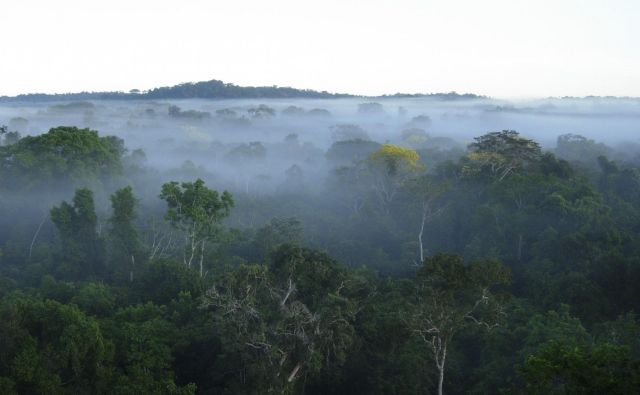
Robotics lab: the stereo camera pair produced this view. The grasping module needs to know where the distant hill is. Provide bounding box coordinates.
[0,80,350,102]
[144,80,350,99]
[0,79,485,102]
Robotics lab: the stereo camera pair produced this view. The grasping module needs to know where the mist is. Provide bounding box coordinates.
[1,95,638,268]
[4,95,640,173]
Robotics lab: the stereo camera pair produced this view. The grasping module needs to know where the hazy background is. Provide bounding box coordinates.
[2,96,639,182]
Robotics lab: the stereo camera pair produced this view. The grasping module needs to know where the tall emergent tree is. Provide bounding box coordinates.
[406,253,510,395]
[159,179,233,277]
[465,130,541,181]
[404,175,449,263]
[50,188,104,279]
[108,186,142,282]
[367,144,422,213]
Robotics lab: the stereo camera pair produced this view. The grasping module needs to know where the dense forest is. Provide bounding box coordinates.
[1,97,640,395]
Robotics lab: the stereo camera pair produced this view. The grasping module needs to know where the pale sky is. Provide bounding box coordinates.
[1,0,639,98]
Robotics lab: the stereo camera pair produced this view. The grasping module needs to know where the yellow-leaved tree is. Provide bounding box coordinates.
[368,144,423,213]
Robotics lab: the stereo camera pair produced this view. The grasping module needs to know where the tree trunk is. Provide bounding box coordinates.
[130,255,135,282]
[287,363,301,383]
[28,215,47,261]
[186,234,196,268]
[437,343,447,395]
[199,240,205,277]
[418,204,427,263]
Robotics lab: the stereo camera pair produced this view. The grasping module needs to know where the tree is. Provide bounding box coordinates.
[247,104,275,119]
[465,130,541,181]
[159,179,234,277]
[368,144,422,213]
[556,133,611,167]
[523,341,640,394]
[203,246,357,393]
[8,117,28,134]
[280,164,306,194]
[0,125,20,146]
[401,128,429,147]
[282,106,305,116]
[0,126,123,191]
[405,253,510,395]
[108,186,142,282]
[325,139,380,165]
[132,258,204,305]
[404,175,449,263]
[330,124,370,142]
[50,188,104,279]
[101,303,197,394]
[253,217,303,261]
[0,293,109,394]
[224,142,267,163]
[327,161,371,216]
[358,102,384,114]
[168,105,210,120]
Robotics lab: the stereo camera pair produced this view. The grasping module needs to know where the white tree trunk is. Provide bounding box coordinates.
[437,343,447,395]
[418,204,427,263]
[28,215,47,260]
[287,362,301,383]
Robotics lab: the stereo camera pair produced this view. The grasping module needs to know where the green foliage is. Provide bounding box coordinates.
[0,126,123,191]
[102,303,196,394]
[0,293,108,394]
[523,341,640,394]
[203,245,359,393]
[464,130,541,181]
[408,253,510,394]
[253,217,303,261]
[107,186,142,282]
[133,258,204,305]
[145,79,345,99]
[71,282,116,317]
[159,179,234,275]
[50,188,104,279]
[160,179,234,237]
[556,133,611,167]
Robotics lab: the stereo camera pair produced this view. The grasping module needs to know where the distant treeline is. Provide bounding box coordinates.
[0,79,485,102]
[379,92,486,100]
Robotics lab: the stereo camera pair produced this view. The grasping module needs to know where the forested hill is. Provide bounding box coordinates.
[0,79,485,102]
